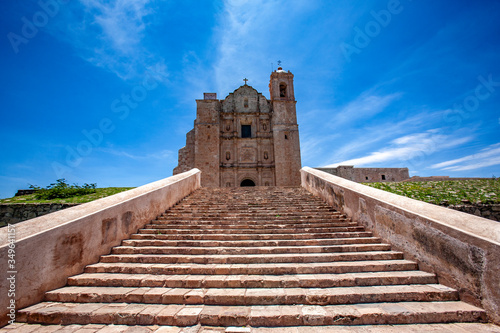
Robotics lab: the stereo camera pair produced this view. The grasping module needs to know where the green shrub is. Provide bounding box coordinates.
[29,179,97,200]
[364,179,499,205]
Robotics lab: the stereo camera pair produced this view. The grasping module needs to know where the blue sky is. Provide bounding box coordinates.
[1,0,499,198]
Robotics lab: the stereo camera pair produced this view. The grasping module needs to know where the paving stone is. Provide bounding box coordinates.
[94,325,133,333]
[152,327,183,333]
[0,324,42,333]
[72,329,101,333]
[138,305,168,326]
[157,305,185,326]
[224,328,251,333]
[174,307,203,326]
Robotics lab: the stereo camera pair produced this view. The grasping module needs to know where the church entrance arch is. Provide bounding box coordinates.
[240,179,256,187]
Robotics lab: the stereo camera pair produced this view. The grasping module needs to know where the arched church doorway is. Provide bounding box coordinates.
[240,179,256,187]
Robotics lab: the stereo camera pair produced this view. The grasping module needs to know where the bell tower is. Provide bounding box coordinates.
[270,67,302,186]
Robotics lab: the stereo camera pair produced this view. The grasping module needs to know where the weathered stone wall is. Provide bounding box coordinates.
[14,189,37,196]
[315,166,409,183]
[0,203,79,227]
[0,169,201,327]
[194,99,221,187]
[173,129,195,175]
[301,167,500,324]
[445,203,500,222]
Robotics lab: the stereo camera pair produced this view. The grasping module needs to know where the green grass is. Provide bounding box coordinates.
[0,187,135,204]
[363,179,499,205]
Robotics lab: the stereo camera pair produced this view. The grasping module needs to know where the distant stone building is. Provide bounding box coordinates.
[174,67,302,187]
[315,166,409,183]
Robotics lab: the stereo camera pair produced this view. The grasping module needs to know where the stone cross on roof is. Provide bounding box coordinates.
[243,78,248,85]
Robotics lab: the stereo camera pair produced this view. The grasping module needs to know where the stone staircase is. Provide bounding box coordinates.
[9,187,500,332]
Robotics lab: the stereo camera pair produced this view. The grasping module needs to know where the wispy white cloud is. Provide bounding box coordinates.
[300,85,407,167]
[431,143,500,171]
[318,109,448,166]
[328,92,401,128]
[324,129,473,168]
[99,148,174,161]
[213,0,282,95]
[86,0,150,54]
[0,175,33,183]
[213,0,324,96]
[50,0,167,81]
[300,133,340,164]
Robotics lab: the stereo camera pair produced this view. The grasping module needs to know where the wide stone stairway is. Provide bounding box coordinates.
[8,187,500,332]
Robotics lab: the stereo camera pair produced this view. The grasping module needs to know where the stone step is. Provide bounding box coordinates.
[176,197,325,201]
[153,216,352,224]
[85,260,419,275]
[147,222,356,229]
[185,193,319,197]
[129,231,374,241]
[173,207,333,212]
[45,284,459,306]
[158,214,345,219]
[11,186,494,329]
[180,200,328,203]
[168,207,337,213]
[68,271,437,288]
[17,301,486,327]
[121,237,383,247]
[163,208,340,212]
[178,199,324,203]
[5,323,500,333]
[169,204,337,209]
[138,226,366,235]
[153,218,348,225]
[110,244,392,255]
[154,218,350,225]
[143,222,359,233]
[180,195,321,200]
[99,251,404,264]
[163,211,341,217]
[176,204,330,209]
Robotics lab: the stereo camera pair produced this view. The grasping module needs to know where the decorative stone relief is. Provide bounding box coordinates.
[240,148,256,163]
[262,121,268,131]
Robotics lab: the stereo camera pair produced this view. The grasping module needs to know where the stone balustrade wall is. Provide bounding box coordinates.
[301,167,500,324]
[0,169,201,327]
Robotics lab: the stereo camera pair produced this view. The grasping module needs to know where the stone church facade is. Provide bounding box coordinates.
[173,67,302,187]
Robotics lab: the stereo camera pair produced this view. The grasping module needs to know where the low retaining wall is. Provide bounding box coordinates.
[0,203,79,227]
[301,167,500,324]
[0,169,201,327]
[445,203,500,222]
